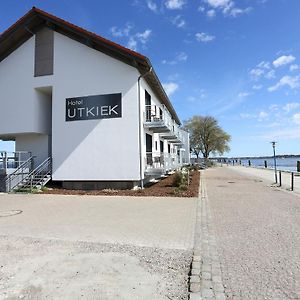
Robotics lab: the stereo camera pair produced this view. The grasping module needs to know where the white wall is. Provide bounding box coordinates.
[0,36,52,136]
[0,26,188,182]
[15,134,49,166]
[51,32,140,181]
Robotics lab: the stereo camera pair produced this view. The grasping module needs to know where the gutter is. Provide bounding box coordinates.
[138,67,153,189]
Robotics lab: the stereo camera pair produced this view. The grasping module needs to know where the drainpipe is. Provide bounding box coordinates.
[138,67,153,189]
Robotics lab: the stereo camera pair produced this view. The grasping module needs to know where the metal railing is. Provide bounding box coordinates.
[21,157,52,191]
[5,156,35,192]
[5,157,52,192]
[0,151,32,173]
[277,170,300,192]
[144,104,173,129]
[145,152,181,173]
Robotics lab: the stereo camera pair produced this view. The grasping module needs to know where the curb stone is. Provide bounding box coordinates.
[189,171,226,300]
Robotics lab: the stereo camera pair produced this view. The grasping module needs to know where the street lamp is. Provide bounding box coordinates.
[271,141,277,184]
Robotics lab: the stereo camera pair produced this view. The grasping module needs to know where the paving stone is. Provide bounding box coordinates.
[190,283,201,293]
[201,272,212,280]
[191,268,201,276]
[215,292,226,300]
[190,275,201,283]
[201,288,214,298]
[192,262,201,269]
[193,255,202,262]
[189,292,202,300]
[201,279,213,289]
[202,264,211,272]
[212,275,222,283]
[213,283,224,292]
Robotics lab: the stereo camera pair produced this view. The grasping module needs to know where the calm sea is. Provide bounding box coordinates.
[239,156,300,172]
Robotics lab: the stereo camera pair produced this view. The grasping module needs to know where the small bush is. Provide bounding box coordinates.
[179,184,188,191]
[172,171,184,187]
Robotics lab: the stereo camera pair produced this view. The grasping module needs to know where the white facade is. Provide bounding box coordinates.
[0,19,190,188]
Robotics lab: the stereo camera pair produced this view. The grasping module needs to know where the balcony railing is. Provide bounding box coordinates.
[145,152,181,176]
[144,105,173,133]
[160,123,183,144]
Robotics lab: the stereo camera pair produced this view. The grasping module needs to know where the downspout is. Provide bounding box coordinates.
[138,67,153,189]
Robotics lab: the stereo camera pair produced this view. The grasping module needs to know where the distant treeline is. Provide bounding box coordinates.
[219,154,300,160]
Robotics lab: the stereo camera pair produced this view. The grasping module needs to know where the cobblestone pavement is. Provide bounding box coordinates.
[190,171,226,300]
[205,167,300,300]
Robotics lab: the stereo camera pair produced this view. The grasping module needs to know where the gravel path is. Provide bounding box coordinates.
[205,167,300,300]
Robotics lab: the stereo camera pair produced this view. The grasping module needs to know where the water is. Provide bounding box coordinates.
[239,156,300,172]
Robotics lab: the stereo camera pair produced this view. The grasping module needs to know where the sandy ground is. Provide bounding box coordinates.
[0,194,197,300]
[205,167,300,299]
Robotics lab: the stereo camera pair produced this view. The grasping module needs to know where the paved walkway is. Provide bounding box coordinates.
[0,194,197,299]
[0,194,196,250]
[229,165,300,196]
[204,167,300,300]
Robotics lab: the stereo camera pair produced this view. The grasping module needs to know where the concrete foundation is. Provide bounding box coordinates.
[62,181,140,190]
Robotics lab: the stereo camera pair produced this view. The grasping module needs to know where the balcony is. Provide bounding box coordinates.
[160,124,183,144]
[144,152,181,176]
[144,105,172,133]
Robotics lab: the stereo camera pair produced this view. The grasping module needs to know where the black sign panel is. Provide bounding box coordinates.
[66,93,122,122]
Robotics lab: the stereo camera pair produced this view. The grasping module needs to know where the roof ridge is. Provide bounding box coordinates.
[32,6,148,61]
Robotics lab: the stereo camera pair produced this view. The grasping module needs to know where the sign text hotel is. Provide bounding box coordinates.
[66,93,122,122]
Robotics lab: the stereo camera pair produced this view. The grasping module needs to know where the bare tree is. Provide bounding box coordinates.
[184,116,231,160]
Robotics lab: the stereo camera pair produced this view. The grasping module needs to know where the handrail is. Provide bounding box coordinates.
[5,156,34,192]
[6,157,52,192]
[6,156,34,178]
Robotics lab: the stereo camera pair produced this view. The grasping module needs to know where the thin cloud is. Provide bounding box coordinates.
[283,102,300,112]
[204,0,252,17]
[165,0,185,10]
[268,75,300,92]
[163,82,179,96]
[273,55,296,68]
[207,9,216,18]
[290,64,300,72]
[195,32,215,42]
[171,15,186,28]
[147,0,158,12]
[238,92,250,97]
[162,52,188,65]
[293,113,300,125]
[110,24,152,51]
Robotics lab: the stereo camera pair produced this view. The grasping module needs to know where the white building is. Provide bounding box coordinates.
[0,7,189,191]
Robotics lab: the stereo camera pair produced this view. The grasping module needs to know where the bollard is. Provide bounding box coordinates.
[248,160,251,166]
[279,171,282,187]
[297,161,300,172]
[291,172,294,191]
[264,160,267,168]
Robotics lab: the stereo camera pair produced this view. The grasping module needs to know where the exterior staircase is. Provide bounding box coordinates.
[6,157,52,192]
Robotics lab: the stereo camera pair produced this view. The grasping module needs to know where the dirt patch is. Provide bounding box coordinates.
[44,170,200,197]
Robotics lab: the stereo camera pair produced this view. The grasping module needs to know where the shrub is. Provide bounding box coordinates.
[172,171,183,187]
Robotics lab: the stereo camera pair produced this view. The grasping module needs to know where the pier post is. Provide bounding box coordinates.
[264,160,267,168]
[291,172,294,191]
[248,160,251,166]
[297,161,300,172]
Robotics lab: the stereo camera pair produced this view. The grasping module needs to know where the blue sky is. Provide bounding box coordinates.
[1,0,300,157]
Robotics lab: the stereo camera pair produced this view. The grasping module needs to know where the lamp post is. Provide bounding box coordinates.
[271,141,277,184]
